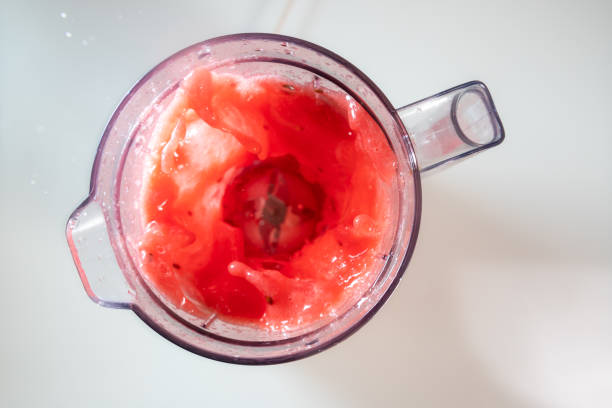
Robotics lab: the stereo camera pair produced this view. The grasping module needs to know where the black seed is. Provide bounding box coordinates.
[261,261,283,271]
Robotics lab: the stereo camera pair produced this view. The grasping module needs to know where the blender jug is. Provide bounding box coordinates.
[66,34,504,364]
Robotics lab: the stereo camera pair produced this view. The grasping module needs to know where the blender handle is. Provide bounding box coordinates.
[66,198,132,309]
[397,81,505,173]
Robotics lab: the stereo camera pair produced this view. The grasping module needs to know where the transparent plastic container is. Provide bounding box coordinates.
[66,33,504,364]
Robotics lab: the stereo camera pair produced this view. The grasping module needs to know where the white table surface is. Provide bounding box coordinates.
[1,1,611,407]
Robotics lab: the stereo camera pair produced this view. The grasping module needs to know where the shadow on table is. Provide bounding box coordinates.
[288,183,585,407]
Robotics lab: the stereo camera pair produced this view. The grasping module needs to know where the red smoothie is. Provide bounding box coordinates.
[139,67,395,331]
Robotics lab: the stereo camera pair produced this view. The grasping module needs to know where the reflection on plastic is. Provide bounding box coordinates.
[66,199,132,308]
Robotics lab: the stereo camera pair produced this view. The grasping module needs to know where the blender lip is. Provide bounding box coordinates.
[89,33,423,365]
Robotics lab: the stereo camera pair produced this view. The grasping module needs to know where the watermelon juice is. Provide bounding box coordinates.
[138,67,395,331]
